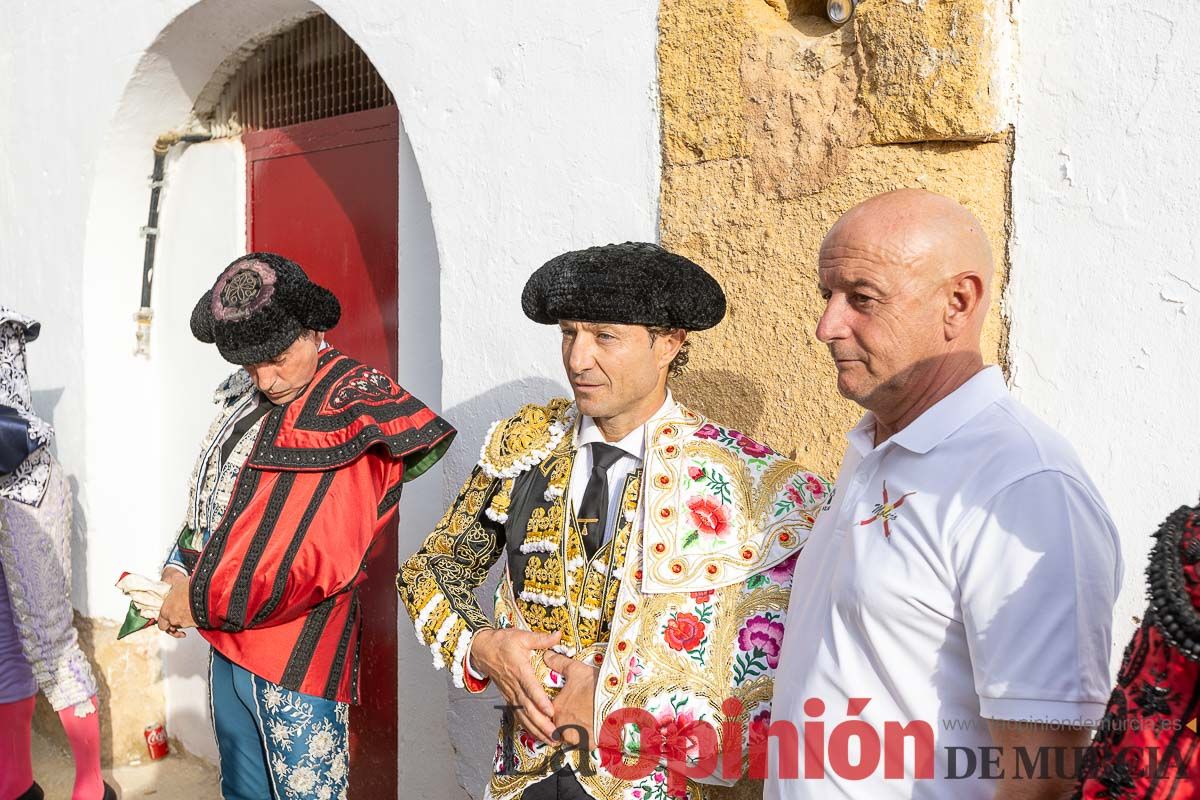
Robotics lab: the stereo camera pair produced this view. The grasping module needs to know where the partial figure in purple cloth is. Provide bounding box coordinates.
[0,307,112,800]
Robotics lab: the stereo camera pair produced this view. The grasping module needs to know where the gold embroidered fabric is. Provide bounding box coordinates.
[396,466,506,677]
[399,398,832,800]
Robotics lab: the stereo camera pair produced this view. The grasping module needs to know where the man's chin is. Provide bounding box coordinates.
[571,393,607,418]
[836,375,869,405]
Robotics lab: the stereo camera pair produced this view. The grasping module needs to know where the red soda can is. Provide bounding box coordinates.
[144,723,170,760]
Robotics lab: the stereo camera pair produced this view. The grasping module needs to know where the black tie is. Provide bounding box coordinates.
[576,442,625,561]
[219,396,271,468]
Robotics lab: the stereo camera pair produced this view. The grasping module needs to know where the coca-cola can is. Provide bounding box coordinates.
[144,723,169,760]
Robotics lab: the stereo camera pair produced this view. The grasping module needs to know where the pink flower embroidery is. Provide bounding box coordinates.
[736,433,774,458]
[690,589,714,603]
[687,465,705,481]
[694,424,721,440]
[805,474,826,498]
[766,553,799,585]
[738,615,785,669]
[786,484,805,507]
[687,497,729,537]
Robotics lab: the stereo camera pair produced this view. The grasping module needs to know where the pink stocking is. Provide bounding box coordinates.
[0,694,35,798]
[57,696,103,800]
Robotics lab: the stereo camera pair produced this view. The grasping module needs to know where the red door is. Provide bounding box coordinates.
[244,105,400,800]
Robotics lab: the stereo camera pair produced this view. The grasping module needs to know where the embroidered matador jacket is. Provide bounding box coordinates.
[1074,502,1200,800]
[398,397,831,800]
[174,349,454,703]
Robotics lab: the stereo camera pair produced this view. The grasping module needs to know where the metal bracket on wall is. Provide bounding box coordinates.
[133,131,212,358]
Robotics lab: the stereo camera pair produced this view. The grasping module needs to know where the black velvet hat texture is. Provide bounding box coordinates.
[190,252,341,365]
[521,242,726,331]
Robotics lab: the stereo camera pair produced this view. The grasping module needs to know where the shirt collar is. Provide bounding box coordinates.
[575,390,677,461]
[848,365,1008,456]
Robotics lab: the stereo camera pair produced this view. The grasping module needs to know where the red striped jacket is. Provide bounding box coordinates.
[188,351,453,702]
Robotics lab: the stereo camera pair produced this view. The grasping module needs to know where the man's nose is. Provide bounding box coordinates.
[248,365,275,388]
[815,297,848,344]
[566,339,595,375]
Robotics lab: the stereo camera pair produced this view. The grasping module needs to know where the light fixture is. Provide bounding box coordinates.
[826,0,856,25]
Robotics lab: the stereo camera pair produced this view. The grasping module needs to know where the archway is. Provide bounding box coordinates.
[76,1,454,796]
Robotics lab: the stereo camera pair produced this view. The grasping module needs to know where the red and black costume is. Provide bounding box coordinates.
[1076,502,1200,799]
[183,349,454,702]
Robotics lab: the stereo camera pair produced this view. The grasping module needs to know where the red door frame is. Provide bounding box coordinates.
[243,105,401,800]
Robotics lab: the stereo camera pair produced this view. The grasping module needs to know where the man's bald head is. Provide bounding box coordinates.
[816,189,994,430]
[826,188,994,309]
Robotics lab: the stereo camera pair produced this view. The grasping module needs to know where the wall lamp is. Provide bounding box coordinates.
[826,0,856,25]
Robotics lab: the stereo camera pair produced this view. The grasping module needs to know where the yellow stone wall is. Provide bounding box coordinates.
[662,0,1012,487]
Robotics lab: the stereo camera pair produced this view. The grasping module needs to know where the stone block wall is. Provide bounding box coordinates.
[660,0,1013,481]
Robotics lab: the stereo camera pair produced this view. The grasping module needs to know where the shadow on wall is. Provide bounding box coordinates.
[673,368,767,438]
[435,377,566,799]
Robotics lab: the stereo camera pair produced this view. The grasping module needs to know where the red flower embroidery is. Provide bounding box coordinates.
[748,709,772,749]
[690,589,714,603]
[805,474,826,498]
[786,484,805,506]
[687,465,705,481]
[663,612,706,651]
[656,709,711,768]
[687,497,729,537]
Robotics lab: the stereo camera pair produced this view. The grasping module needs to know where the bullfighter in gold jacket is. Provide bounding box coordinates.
[398,242,830,800]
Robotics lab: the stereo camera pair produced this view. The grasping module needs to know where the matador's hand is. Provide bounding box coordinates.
[157,571,196,638]
[470,628,562,743]
[543,650,598,748]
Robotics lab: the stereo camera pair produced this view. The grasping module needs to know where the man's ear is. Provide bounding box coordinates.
[945,272,985,337]
[659,328,686,367]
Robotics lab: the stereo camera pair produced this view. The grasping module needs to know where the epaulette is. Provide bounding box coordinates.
[1146,504,1200,662]
[477,397,575,523]
[213,369,254,405]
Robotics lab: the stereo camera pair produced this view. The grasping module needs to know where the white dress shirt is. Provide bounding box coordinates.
[568,391,675,543]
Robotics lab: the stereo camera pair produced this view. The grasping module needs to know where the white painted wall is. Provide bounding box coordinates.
[1010,1,1200,669]
[0,0,660,796]
[152,139,247,763]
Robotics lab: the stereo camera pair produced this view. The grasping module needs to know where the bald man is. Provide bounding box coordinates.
[766,190,1122,800]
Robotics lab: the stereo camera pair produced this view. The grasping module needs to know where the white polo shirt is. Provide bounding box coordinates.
[766,366,1122,800]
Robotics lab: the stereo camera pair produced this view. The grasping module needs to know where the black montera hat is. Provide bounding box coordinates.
[190,252,341,365]
[521,242,726,331]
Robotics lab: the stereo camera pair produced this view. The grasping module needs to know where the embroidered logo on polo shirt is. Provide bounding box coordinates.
[859,481,916,540]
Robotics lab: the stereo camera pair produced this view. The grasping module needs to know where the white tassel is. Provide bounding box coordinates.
[479,409,576,479]
[72,698,97,718]
[449,629,475,689]
[413,593,444,645]
[519,590,566,607]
